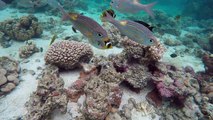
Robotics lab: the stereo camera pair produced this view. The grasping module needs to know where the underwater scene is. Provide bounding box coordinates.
[0,0,213,120]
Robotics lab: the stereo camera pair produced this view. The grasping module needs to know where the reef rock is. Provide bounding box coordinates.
[67,61,123,120]
[0,15,43,41]
[45,40,93,70]
[19,40,39,58]
[121,38,165,62]
[25,65,68,120]
[0,56,20,96]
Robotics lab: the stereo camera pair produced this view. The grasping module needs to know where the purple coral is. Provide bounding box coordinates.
[157,82,174,98]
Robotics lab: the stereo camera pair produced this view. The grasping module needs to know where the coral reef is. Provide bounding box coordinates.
[19,40,39,58]
[25,65,68,120]
[0,15,43,41]
[0,31,12,48]
[66,62,123,120]
[45,40,93,70]
[0,56,20,96]
[202,54,213,75]
[140,10,181,36]
[182,0,213,20]
[17,0,48,8]
[121,38,165,62]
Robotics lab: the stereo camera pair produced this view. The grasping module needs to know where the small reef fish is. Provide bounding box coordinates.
[110,0,157,18]
[0,0,6,10]
[101,10,158,46]
[47,0,112,49]
[49,34,57,46]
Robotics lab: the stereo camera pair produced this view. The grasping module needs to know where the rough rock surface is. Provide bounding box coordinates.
[19,41,39,58]
[25,65,68,120]
[0,56,20,96]
[45,40,93,70]
[0,15,43,41]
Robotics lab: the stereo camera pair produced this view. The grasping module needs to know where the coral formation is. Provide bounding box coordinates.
[25,65,68,120]
[0,15,43,41]
[45,40,93,70]
[202,54,213,75]
[19,40,39,58]
[121,38,165,62]
[0,56,20,96]
[17,0,48,8]
[182,0,213,20]
[0,31,12,48]
[67,62,123,120]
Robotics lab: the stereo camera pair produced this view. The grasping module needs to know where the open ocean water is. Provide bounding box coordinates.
[0,0,212,120]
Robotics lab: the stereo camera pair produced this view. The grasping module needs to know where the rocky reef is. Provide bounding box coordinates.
[0,56,20,96]
[45,40,93,70]
[0,15,43,41]
[19,40,39,58]
[25,65,68,120]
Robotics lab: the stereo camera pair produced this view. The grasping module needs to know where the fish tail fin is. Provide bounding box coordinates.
[47,0,70,21]
[101,10,115,22]
[143,2,157,18]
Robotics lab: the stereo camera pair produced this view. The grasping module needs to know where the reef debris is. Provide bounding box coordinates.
[0,56,20,96]
[45,40,93,70]
[66,61,123,120]
[19,40,39,58]
[25,65,68,120]
[0,15,43,41]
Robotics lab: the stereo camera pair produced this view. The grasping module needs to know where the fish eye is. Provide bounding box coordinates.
[106,42,112,48]
[97,33,103,37]
[150,39,153,42]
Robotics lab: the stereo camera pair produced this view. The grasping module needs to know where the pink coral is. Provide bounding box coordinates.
[157,82,174,98]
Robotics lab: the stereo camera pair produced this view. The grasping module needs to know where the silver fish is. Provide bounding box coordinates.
[110,0,157,18]
[47,0,112,49]
[102,10,158,46]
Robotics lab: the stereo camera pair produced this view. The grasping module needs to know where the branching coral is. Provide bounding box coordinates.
[0,56,20,96]
[25,65,68,120]
[0,15,43,41]
[19,40,39,58]
[45,40,93,70]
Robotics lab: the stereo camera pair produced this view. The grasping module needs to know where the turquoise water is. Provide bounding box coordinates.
[0,0,212,120]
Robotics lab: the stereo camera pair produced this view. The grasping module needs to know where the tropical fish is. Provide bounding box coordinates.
[110,0,157,18]
[49,34,57,46]
[0,0,6,10]
[101,10,158,46]
[47,0,112,49]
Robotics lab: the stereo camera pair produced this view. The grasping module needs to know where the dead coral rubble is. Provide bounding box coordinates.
[67,61,123,120]
[25,65,68,120]
[0,56,20,96]
[45,40,93,70]
[0,15,43,41]
[19,41,39,58]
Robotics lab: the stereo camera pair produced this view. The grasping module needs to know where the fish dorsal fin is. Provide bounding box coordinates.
[69,13,78,21]
[134,20,154,31]
[120,21,128,26]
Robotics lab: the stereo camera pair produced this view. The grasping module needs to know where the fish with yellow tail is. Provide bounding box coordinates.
[110,0,157,18]
[101,9,158,46]
[47,0,112,49]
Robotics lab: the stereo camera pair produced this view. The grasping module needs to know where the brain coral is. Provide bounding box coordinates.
[0,15,43,41]
[45,40,93,70]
